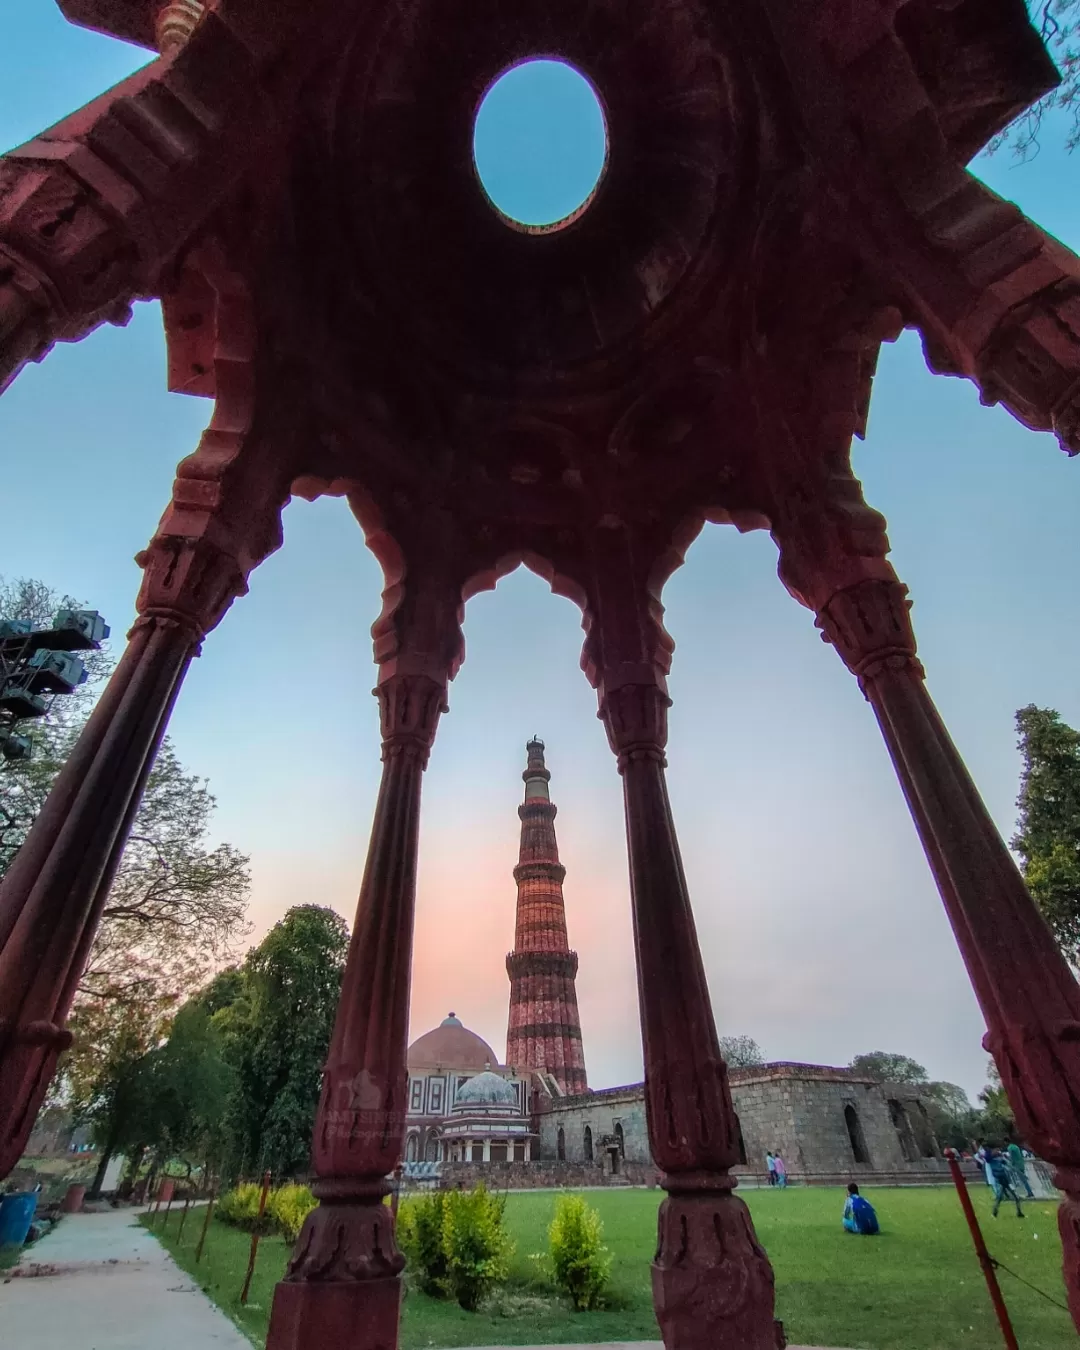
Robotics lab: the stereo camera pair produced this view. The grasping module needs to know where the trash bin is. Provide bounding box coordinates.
[0,1192,38,1248]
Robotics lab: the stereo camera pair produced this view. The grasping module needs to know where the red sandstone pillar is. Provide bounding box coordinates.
[598,679,780,1350]
[265,669,448,1350]
[0,608,198,1176]
[809,576,1080,1329]
[0,400,281,1178]
[768,440,1080,1332]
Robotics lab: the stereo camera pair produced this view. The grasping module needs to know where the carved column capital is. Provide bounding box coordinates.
[816,578,924,695]
[598,682,671,770]
[133,535,249,644]
[375,673,448,767]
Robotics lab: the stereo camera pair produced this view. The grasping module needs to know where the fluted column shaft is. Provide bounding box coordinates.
[266,672,446,1350]
[600,681,780,1350]
[811,573,1080,1330]
[0,615,197,1175]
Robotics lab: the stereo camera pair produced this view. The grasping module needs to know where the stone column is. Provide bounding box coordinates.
[599,679,780,1349]
[266,669,448,1350]
[0,532,249,1177]
[0,615,195,1174]
[771,451,1080,1330]
[816,575,1080,1328]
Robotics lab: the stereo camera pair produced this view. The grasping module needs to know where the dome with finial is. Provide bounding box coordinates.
[408,1013,499,1071]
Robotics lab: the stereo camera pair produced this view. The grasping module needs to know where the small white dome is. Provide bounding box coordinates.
[454,1071,517,1108]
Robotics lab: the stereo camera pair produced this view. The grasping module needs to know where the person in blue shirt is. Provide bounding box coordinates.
[842,1183,880,1235]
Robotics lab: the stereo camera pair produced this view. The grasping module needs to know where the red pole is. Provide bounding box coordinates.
[195,1190,216,1265]
[944,1149,1019,1350]
[240,1172,272,1306]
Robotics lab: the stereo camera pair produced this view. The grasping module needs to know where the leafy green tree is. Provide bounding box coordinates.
[1012,704,1080,963]
[975,1060,1017,1148]
[849,1051,928,1083]
[223,905,349,1180]
[719,1035,765,1068]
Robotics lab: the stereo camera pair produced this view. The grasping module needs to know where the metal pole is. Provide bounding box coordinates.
[944,1149,1019,1350]
[195,1190,215,1264]
[240,1171,272,1306]
[391,1164,403,1222]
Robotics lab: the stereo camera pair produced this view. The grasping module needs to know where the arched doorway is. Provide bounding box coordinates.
[557,1127,565,1161]
[584,1125,594,1161]
[844,1104,871,1165]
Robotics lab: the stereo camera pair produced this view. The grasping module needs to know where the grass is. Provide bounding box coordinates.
[143,1185,1075,1349]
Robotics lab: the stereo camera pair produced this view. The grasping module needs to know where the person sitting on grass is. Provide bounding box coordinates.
[842,1183,880,1235]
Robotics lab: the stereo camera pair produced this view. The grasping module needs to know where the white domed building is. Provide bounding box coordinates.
[404,1014,535,1168]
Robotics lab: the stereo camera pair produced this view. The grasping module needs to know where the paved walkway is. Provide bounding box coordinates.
[0,1208,839,1349]
[0,1207,249,1349]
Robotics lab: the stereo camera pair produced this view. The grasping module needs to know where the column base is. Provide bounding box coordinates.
[653,1187,784,1350]
[266,1196,405,1350]
[267,1276,402,1350]
[1056,1187,1080,1327]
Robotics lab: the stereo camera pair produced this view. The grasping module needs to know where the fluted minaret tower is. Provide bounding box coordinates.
[505,739,588,1095]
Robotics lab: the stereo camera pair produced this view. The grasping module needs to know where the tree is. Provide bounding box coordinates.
[1011,705,1080,964]
[80,739,251,1005]
[719,1036,765,1068]
[223,905,349,1180]
[849,1051,928,1083]
[66,983,176,1195]
[976,1060,1016,1147]
[996,2,1080,155]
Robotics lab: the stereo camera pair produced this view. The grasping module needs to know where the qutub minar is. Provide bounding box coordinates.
[505,737,588,1095]
[402,742,956,1199]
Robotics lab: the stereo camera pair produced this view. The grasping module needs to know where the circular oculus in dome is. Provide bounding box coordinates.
[472,58,608,232]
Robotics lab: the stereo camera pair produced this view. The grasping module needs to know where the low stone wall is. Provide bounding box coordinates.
[438,1159,661,1190]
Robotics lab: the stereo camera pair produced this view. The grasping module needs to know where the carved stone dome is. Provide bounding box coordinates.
[407,1014,499,1071]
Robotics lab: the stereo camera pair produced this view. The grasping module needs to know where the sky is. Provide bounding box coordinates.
[4,6,1080,1103]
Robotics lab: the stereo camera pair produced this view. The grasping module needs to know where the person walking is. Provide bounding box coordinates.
[774,1152,788,1189]
[766,1152,777,1187]
[1006,1141,1035,1198]
[986,1148,1024,1219]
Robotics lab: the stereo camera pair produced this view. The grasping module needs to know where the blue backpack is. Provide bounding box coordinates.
[851,1195,880,1235]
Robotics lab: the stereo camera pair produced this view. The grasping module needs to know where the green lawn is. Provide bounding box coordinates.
[143,1186,1075,1349]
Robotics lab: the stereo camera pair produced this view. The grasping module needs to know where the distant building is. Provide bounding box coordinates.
[404,741,948,1187]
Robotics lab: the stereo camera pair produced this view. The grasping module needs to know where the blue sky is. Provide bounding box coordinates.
[4,6,1080,1102]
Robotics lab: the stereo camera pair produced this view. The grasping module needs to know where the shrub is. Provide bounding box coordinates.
[398,1191,450,1297]
[548,1194,612,1310]
[268,1183,317,1244]
[217,1182,268,1233]
[442,1184,514,1311]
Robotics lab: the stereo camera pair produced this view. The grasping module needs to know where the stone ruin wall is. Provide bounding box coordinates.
[534,1067,951,1186]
